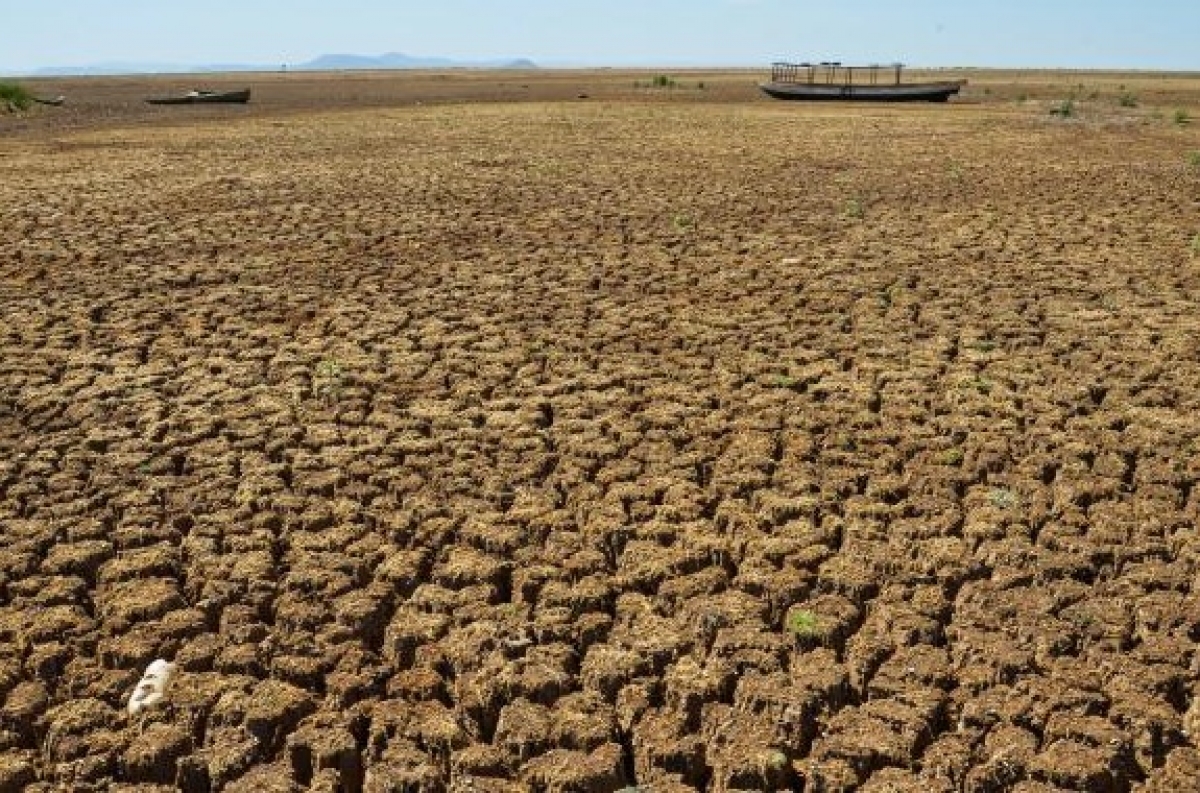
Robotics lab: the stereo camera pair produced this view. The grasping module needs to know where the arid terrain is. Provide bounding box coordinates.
[2,68,1200,791]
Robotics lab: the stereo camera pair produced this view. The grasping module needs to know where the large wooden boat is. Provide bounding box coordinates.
[145,88,251,105]
[760,62,965,103]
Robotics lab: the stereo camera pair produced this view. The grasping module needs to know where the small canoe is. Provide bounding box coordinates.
[145,88,251,105]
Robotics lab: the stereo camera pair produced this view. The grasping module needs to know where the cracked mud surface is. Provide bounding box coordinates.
[2,70,1200,791]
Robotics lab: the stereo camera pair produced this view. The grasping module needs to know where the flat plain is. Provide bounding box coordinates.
[2,67,1200,791]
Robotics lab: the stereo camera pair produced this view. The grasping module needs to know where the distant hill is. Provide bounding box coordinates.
[29,53,538,77]
[294,52,537,71]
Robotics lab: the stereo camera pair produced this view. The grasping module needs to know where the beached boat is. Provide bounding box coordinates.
[760,62,965,102]
[145,88,251,105]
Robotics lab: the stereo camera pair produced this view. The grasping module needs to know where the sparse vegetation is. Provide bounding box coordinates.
[786,609,819,637]
[1049,98,1076,118]
[0,80,33,112]
[1117,92,1138,108]
[1174,108,1192,126]
[988,487,1019,510]
[1189,151,1200,169]
[636,74,708,92]
[313,359,345,403]
[959,376,993,395]
[939,447,965,466]
[844,196,865,219]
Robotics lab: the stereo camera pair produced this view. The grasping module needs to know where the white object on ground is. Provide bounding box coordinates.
[127,658,176,717]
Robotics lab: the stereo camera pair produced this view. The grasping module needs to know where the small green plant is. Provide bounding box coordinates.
[786,609,819,637]
[844,196,865,219]
[313,359,344,402]
[1049,98,1075,118]
[956,375,992,395]
[939,447,965,466]
[652,74,676,89]
[1192,232,1200,258]
[769,374,797,389]
[1174,108,1192,126]
[697,81,706,90]
[761,749,790,773]
[0,80,33,112]
[1117,92,1138,108]
[988,487,1019,510]
[672,212,694,230]
[1188,151,1200,169]
[1016,92,1028,102]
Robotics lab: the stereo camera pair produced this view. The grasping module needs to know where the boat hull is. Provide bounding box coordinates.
[759,80,964,102]
[145,89,251,105]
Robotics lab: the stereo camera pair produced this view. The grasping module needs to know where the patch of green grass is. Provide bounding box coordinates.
[939,447,964,466]
[988,487,1019,510]
[313,359,345,402]
[1116,92,1138,108]
[957,376,993,395]
[672,212,694,230]
[1174,108,1192,126]
[785,609,819,637]
[1188,151,1200,169]
[0,81,33,112]
[652,74,676,89]
[1049,98,1076,118]
[1192,232,1200,258]
[844,196,865,219]
[762,749,789,773]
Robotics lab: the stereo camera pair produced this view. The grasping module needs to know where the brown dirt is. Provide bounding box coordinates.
[2,67,1200,791]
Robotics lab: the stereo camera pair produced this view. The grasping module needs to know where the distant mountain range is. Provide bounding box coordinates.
[27,52,539,77]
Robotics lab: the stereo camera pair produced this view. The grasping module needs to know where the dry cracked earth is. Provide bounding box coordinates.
[2,71,1200,792]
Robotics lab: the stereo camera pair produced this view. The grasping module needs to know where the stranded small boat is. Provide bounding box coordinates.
[760,62,965,103]
[145,88,251,105]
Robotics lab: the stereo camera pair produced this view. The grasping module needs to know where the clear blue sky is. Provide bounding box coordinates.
[4,0,1197,74]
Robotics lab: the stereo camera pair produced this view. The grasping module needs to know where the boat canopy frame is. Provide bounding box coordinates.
[769,61,906,87]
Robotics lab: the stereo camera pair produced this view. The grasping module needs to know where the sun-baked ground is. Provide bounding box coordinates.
[2,68,1200,791]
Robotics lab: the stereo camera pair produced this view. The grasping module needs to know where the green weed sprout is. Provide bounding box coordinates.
[786,609,819,637]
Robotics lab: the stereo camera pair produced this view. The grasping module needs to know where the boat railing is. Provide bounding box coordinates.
[770,62,905,87]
